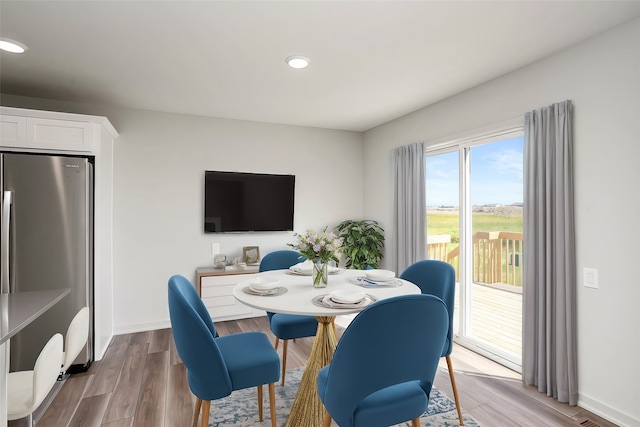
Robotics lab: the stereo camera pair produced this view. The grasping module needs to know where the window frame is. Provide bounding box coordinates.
[425,118,525,371]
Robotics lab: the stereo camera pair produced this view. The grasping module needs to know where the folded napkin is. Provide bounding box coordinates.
[292,260,341,273]
[292,260,314,272]
[355,277,401,288]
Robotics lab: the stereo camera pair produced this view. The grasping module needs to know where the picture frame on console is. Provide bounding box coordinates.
[243,246,260,265]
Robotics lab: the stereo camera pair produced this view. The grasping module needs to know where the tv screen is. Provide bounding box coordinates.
[204,170,295,233]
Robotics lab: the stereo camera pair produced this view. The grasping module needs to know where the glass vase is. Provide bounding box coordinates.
[312,259,328,288]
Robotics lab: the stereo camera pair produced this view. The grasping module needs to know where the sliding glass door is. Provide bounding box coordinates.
[426,130,524,370]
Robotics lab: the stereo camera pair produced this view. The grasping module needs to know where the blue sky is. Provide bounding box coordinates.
[426,136,524,206]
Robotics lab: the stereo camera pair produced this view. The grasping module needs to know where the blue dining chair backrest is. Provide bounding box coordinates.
[317,294,449,427]
[399,259,456,357]
[259,250,305,273]
[259,249,307,323]
[399,260,465,425]
[168,274,233,400]
[259,249,318,386]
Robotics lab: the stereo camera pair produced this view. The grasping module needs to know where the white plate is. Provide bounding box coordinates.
[245,277,280,291]
[330,289,366,304]
[365,269,396,282]
[248,287,279,295]
[242,286,288,297]
[312,294,377,309]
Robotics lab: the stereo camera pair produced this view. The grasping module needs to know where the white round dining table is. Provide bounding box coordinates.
[233,268,420,427]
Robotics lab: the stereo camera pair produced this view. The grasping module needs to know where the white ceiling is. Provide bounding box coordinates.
[1,1,639,132]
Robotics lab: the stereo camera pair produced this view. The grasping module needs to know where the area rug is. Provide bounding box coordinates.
[209,367,479,426]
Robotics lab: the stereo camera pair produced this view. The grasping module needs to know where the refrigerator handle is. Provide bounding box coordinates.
[1,190,12,294]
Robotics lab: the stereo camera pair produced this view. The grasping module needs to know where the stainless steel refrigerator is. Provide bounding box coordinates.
[1,152,93,372]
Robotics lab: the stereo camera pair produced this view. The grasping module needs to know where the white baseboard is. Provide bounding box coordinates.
[113,312,269,336]
[113,319,172,335]
[579,392,640,427]
[95,334,113,361]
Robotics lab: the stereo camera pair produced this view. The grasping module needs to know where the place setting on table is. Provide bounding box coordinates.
[348,268,404,287]
[239,272,383,309]
[240,276,288,296]
[233,252,410,324]
[311,288,377,309]
[233,265,417,318]
[286,258,343,275]
[309,269,401,309]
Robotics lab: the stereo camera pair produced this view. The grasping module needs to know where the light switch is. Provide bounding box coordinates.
[211,243,220,255]
[583,268,598,289]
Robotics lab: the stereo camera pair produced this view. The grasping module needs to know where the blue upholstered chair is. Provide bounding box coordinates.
[400,259,464,425]
[317,294,449,427]
[168,274,280,427]
[259,249,318,385]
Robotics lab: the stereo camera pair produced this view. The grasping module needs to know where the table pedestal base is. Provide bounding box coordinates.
[285,316,337,427]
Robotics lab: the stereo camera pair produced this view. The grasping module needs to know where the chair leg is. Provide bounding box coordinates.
[257,385,264,422]
[446,355,464,426]
[274,337,280,350]
[323,410,332,427]
[411,418,421,427]
[281,339,289,386]
[200,400,211,427]
[193,398,202,427]
[268,382,277,427]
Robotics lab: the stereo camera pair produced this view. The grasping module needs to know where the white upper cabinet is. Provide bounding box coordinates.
[0,107,117,154]
[0,114,27,148]
[26,117,92,151]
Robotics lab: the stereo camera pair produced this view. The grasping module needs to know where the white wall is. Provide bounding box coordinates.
[0,94,364,334]
[363,18,640,426]
[109,110,363,333]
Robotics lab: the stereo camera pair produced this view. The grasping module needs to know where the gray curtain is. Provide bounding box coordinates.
[523,100,578,405]
[391,142,426,274]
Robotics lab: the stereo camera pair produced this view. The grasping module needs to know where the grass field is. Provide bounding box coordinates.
[427,211,523,243]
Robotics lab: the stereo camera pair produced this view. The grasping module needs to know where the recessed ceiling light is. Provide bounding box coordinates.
[286,56,310,69]
[0,38,27,54]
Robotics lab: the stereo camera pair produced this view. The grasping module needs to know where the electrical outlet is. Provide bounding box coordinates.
[211,243,220,255]
[583,268,598,289]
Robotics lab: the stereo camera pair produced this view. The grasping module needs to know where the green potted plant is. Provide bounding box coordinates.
[335,220,385,269]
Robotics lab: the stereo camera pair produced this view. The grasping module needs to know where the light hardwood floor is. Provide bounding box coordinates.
[36,316,617,427]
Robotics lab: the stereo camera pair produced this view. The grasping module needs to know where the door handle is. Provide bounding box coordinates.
[1,190,12,294]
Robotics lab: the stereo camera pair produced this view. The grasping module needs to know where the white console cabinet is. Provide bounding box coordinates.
[196,266,265,321]
[0,106,118,361]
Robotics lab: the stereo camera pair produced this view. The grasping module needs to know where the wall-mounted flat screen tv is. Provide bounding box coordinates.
[204,170,295,233]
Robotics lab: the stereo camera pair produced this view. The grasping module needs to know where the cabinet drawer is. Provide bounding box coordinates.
[27,117,91,151]
[203,296,253,318]
[201,273,255,287]
[201,283,235,298]
[0,115,27,147]
[196,269,261,321]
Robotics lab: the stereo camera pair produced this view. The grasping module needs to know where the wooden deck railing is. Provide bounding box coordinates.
[428,232,523,287]
[426,233,451,261]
